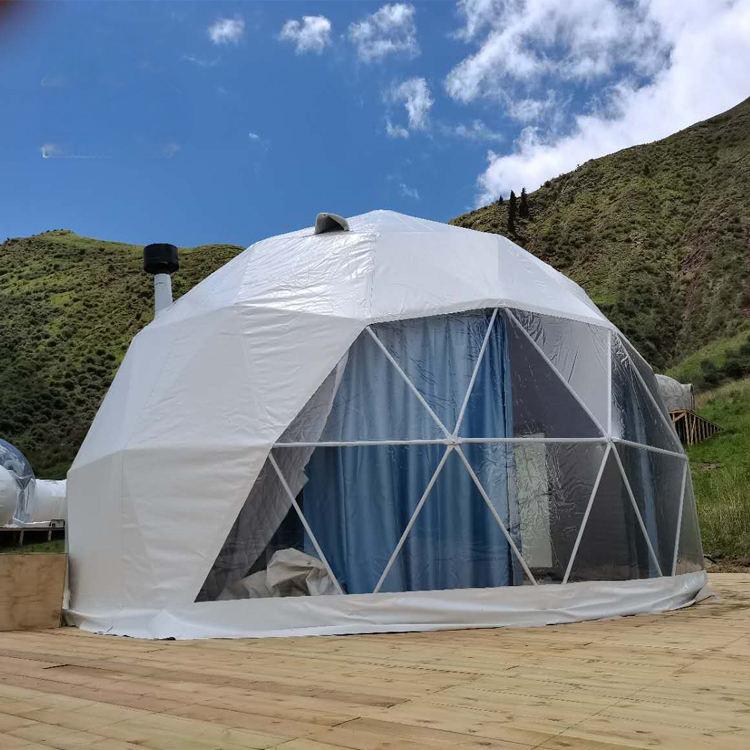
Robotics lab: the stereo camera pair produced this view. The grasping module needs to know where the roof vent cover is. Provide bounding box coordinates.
[314,213,349,235]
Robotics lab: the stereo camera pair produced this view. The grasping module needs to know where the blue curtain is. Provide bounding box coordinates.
[301,311,516,594]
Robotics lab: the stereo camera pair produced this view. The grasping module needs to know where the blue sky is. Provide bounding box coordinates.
[0,1,748,247]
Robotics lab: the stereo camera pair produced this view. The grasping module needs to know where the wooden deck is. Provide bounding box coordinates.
[0,574,748,750]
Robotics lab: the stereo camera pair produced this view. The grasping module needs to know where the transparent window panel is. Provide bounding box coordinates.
[675,479,704,574]
[460,311,603,439]
[379,449,515,593]
[276,329,444,443]
[621,337,671,420]
[462,441,608,583]
[615,443,685,575]
[567,449,656,581]
[196,454,338,601]
[611,336,680,451]
[291,444,447,594]
[372,310,495,433]
[510,309,610,431]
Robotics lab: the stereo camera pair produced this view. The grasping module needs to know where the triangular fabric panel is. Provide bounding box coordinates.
[616,443,685,575]
[196,452,339,601]
[372,310,496,434]
[567,449,658,581]
[611,336,680,451]
[674,479,704,575]
[460,311,603,438]
[379,449,516,593]
[461,441,608,583]
[510,308,610,432]
[276,328,444,443]
[295,444,448,594]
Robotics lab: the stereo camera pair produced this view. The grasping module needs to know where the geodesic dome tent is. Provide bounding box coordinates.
[656,374,695,412]
[66,211,706,639]
[0,438,36,526]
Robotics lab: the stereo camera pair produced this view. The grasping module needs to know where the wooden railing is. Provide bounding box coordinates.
[669,409,721,446]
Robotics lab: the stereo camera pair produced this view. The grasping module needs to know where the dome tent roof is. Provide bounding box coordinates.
[66,210,706,639]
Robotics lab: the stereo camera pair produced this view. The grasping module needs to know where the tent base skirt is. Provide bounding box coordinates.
[65,570,709,640]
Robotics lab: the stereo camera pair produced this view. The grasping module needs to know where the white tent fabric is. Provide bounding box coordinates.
[656,374,695,412]
[66,210,706,639]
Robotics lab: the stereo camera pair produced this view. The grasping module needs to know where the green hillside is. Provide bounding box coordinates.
[0,231,242,477]
[689,378,750,564]
[453,98,750,370]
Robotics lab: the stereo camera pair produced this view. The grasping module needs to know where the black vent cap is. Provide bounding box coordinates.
[143,243,179,274]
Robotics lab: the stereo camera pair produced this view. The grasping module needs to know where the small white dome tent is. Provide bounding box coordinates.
[66,211,706,639]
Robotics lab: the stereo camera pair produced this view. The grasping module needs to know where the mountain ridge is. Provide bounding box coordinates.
[452,97,750,369]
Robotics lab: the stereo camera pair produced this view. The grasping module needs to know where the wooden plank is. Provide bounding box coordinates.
[0,554,67,631]
[0,574,746,749]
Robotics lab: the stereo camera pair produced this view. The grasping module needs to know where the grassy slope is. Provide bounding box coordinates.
[453,98,750,370]
[690,378,750,561]
[0,231,242,477]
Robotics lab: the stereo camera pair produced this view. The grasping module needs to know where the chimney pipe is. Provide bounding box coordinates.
[143,243,179,317]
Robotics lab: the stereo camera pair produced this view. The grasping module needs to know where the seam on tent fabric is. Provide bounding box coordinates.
[372,446,454,593]
[268,452,344,594]
[671,461,689,576]
[120,323,193,610]
[186,308,298,604]
[361,302,611,330]
[616,335,683,452]
[612,443,664,577]
[562,443,611,584]
[455,446,537,585]
[507,308,607,437]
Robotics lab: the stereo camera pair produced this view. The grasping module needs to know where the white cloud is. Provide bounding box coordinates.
[280,16,332,54]
[162,142,181,158]
[40,143,61,159]
[446,0,664,103]
[385,120,410,139]
[208,16,245,45]
[248,131,261,141]
[466,0,750,203]
[39,143,98,160]
[182,54,218,68]
[349,3,418,62]
[448,119,505,143]
[386,78,433,138]
[399,183,420,200]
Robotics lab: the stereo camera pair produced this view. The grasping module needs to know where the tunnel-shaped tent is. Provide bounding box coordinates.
[66,211,706,638]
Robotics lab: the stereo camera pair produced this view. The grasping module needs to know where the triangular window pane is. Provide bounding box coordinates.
[277,329,443,443]
[462,441,608,584]
[511,309,610,431]
[611,336,680,451]
[616,444,685,575]
[674,480,704,575]
[460,311,603,438]
[567,450,658,581]
[196,453,339,601]
[379,449,516,593]
[294,444,447,594]
[621,338,671,420]
[372,310,495,433]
